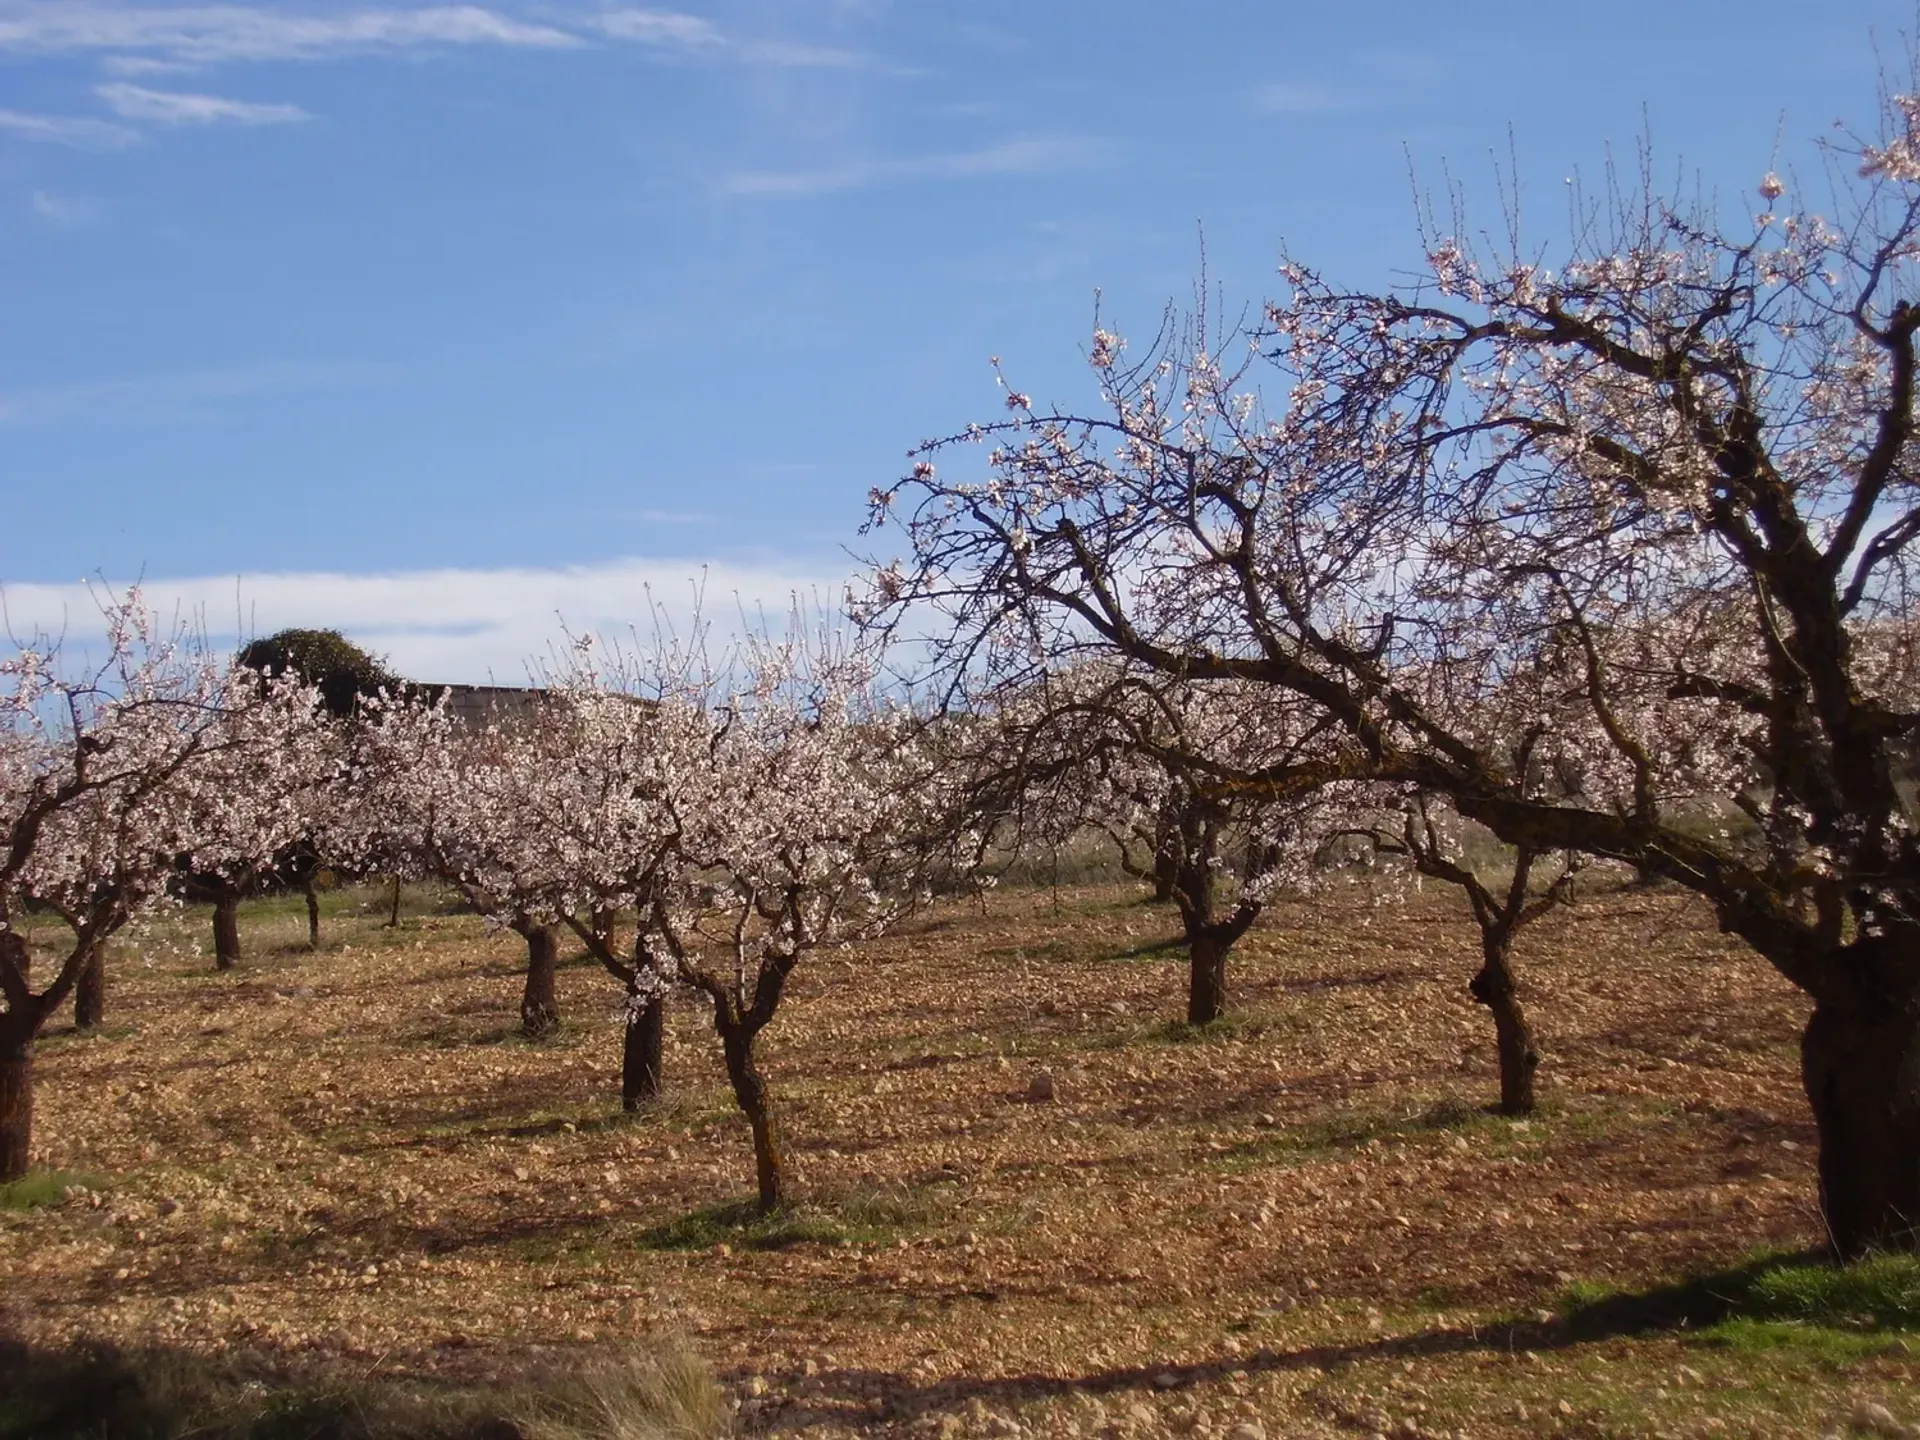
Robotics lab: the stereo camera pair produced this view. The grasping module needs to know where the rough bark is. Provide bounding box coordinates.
[1469,937,1539,1116]
[722,1024,785,1212]
[212,894,241,972]
[621,995,664,1110]
[1152,844,1178,904]
[1801,945,1920,1257]
[519,925,560,1039]
[303,879,322,950]
[1187,932,1228,1026]
[387,875,403,928]
[73,944,105,1031]
[0,1032,30,1184]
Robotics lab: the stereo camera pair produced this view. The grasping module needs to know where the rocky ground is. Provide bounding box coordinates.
[4,878,1914,1438]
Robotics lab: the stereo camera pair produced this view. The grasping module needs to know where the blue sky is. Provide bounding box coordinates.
[1,0,1911,679]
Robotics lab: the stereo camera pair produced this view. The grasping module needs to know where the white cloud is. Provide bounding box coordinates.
[738,39,871,69]
[0,559,855,685]
[0,3,580,63]
[593,8,722,47]
[97,81,309,125]
[0,106,137,147]
[721,136,1105,197]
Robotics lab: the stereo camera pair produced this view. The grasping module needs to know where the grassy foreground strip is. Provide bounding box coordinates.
[1562,1250,1920,1347]
[0,1338,725,1440]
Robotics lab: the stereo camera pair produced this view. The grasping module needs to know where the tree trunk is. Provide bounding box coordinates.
[621,994,664,1110]
[1469,937,1539,1116]
[1187,932,1228,1026]
[0,1034,31,1184]
[212,894,241,971]
[1152,843,1178,904]
[1801,957,1920,1257]
[304,879,322,950]
[721,1024,785,1212]
[387,875,402,928]
[74,944,105,1031]
[590,907,617,948]
[519,925,560,1039]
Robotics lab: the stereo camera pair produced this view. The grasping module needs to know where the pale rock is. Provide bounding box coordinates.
[1851,1401,1904,1437]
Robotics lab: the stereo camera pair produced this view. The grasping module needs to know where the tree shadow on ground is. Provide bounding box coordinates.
[752,1251,1920,1430]
[762,1319,1545,1431]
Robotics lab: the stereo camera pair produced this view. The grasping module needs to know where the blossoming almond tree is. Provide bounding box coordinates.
[964,663,1355,1023]
[867,95,1920,1254]
[1333,793,1588,1115]
[170,668,341,974]
[0,595,325,1181]
[340,693,603,1050]
[538,626,962,1211]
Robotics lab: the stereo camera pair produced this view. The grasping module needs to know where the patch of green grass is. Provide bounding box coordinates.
[0,1169,104,1210]
[1207,1095,1509,1171]
[1700,1317,1907,1364]
[1561,1249,1920,1346]
[1150,1009,1311,1045]
[39,1022,139,1047]
[637,1186,934,1253]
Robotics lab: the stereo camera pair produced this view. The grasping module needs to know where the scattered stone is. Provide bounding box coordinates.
[983,1415,1021,1437]
[744,1375,768,1398]
[1227,1425,1266,1440]
[1026,1071,1057,1103]
[1851,1400,1905,1437]
[1153,1371,1182,1390]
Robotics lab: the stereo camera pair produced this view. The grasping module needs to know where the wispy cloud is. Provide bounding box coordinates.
[592,8,723,48]
[0,3,891,84]
[721,136,1105,197]
[97,82,309,126]
[738,39,872,69]
[0,359,392,427]
[0,559,853,684]
[593,13,888,69]
[0,3,580,63]
[0,105,136,147]
[99,53,198,76]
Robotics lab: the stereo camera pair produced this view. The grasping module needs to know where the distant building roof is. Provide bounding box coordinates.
[438,683,549,729]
